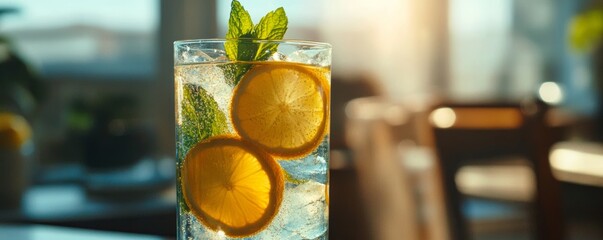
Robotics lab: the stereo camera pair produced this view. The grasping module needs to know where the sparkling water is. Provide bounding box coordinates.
[175,51,330,240]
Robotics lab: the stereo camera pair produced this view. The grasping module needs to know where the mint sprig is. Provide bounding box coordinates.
[223,0,288,86]
[226,0,253,38]
[252,7,288,60]
[176,84,228,164]
[225,0,255,61]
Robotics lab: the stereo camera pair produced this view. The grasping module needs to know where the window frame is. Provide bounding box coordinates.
[155,0,217,156]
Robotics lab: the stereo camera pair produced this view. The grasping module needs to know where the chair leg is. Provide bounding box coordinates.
[534,179,565,240]
[531,122,565,240]
[440,163,469,240]
[532,164,565,240]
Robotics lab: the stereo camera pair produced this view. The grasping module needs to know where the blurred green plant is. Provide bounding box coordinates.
[569,9,603,52]
[0,9,43,116]
[570,2,603,142]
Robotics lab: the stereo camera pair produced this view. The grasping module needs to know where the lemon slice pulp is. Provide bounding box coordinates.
[231,62,329,159]
[181,136,284,238]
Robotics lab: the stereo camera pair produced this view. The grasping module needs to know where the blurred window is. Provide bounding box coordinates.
[449,0,513,99]
[216,0,325,40]
[314,0,437,100]
[0,0,159,80]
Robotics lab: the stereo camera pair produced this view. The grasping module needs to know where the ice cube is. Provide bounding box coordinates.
[202,49,228,60]
[257,181,328,240]
[287,50,312,64]
[177,65,233,116]
[287,50,331,67]
[278,140,329,184]
[179,182,327,240]
[179,48,228,64]
[279,156,327,184]
[181,49,213,63]
[179,212,219,240]
[268,52,288,61]
[311,50,331,67]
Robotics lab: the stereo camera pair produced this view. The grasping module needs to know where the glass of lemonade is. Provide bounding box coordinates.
[174,39,331,239]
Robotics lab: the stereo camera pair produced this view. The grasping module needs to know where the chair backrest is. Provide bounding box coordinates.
[429,100,546,165]
[428,99,565,240]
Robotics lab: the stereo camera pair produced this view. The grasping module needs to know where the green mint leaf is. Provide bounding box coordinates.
[176,84,227,164]
[225,0,254,60]
[223,0,288,86]
[222,62,252,86]
[253,7,288,40]
[231,36,259,62]
[226,0,253,39]
[253,7,288,60]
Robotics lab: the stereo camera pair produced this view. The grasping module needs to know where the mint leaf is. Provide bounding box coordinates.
[253,7,288,61]
[176,84,227,164]
[253,7,288,40]
[223,0,288,86]
[222,62,251,86]
[225,0,254,61]
[226,0,253,39]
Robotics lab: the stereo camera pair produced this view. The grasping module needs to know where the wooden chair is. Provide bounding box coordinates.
[345,97,421,240]
[428,99,565,240]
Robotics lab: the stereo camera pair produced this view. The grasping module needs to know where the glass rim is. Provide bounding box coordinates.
[173,38,331,48]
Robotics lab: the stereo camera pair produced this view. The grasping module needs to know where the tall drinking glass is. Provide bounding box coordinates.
[174,39,331,239]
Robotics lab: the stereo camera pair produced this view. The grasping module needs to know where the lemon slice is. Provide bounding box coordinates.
[181,136,284,238]
[231,62,329,159]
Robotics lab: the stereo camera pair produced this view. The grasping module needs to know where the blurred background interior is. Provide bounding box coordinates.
[1,0,603,239]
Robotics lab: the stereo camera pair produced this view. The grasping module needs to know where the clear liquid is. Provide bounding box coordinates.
[175,62,330,240]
